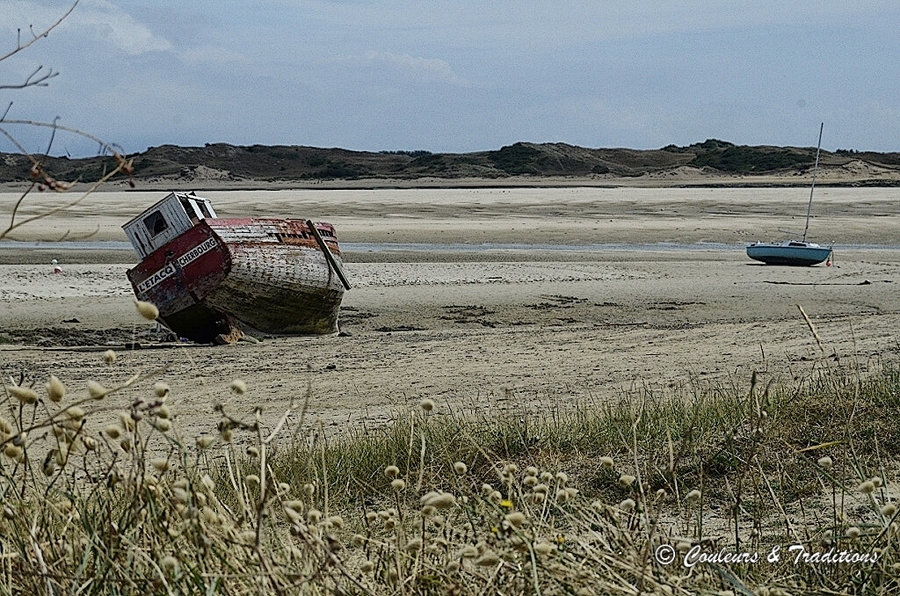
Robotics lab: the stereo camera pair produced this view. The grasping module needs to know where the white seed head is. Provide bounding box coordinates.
[46,376,66,402]
[200,475,215,492]
[859,481,876,495]
[420,490,457,509]
[505,511,526,527]
[619,498,636,512]
[405,538,423,552]
[87,381,107,400]
[847,527,861,539]
[883,503,898,517]
[229,379,247,395]
[7,385,38,405]
[871,476,884,489]
[686,489,702,503]
[618,474,636,489]
[284,500,304,514]
[817,456,833,469]
[3,444,23,459]
[600,456,614,469]
[460,544,479,558]
[154,419,172,432]
[160,555,179,575]
[118,412,135,432]
[172,488,190,504]
[384,465,400,478]
[196,435,215,449]
[533,541,554,556]
[135,300,159,321]
[104,425,122,439]
[475,551,500,567]
[390,478,406,492]
[454,461,468,475]
[284,507,303,524]
[151,458,170,473]
[66,406,85,421]
[103,350,117,365]
[153,382,170,398]
[419,398,435,412]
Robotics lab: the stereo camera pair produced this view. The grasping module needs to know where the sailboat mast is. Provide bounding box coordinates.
[802,122,824,243]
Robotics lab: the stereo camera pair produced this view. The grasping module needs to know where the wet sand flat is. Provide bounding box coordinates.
[1,187,899,439]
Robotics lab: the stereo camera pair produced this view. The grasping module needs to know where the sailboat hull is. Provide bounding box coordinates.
[746,242,832,266]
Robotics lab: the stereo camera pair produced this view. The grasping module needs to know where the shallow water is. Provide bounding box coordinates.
[3,240,900,253]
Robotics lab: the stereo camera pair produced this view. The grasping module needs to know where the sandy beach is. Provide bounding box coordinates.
[1,186,899,440]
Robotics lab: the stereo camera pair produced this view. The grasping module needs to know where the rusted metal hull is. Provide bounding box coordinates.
[126,218,346,342]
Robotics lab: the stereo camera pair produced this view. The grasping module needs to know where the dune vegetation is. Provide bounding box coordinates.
[0,301,898,595]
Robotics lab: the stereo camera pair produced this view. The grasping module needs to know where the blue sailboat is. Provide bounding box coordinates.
[746,123,833,266]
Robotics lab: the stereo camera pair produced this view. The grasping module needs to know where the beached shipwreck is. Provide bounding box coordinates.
[123,192,350,343]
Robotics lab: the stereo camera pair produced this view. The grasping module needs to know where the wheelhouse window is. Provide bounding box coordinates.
[196,200,212,218]
[143,210,169,237]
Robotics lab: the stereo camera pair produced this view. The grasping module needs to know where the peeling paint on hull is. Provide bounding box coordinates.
[126,218,345,342]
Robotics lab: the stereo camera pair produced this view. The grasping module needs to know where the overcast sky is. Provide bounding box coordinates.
[2,0,899,156]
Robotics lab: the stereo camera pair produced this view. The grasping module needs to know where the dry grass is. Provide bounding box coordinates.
[1,304,899,595]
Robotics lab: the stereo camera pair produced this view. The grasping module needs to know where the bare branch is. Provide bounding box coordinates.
[0,119,121,157]
[0,161,129,241]
[0,0,134,241]
[0,119,133,240]
[0,0,80,63]
[0,65,59,90]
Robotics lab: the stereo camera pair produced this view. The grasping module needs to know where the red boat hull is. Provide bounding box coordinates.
[126,218,345,342]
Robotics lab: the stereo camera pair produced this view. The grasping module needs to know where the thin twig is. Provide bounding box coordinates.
[0,1,79,63]
[797,304,825,354]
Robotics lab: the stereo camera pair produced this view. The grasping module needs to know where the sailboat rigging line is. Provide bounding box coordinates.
[802,122,824,243]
